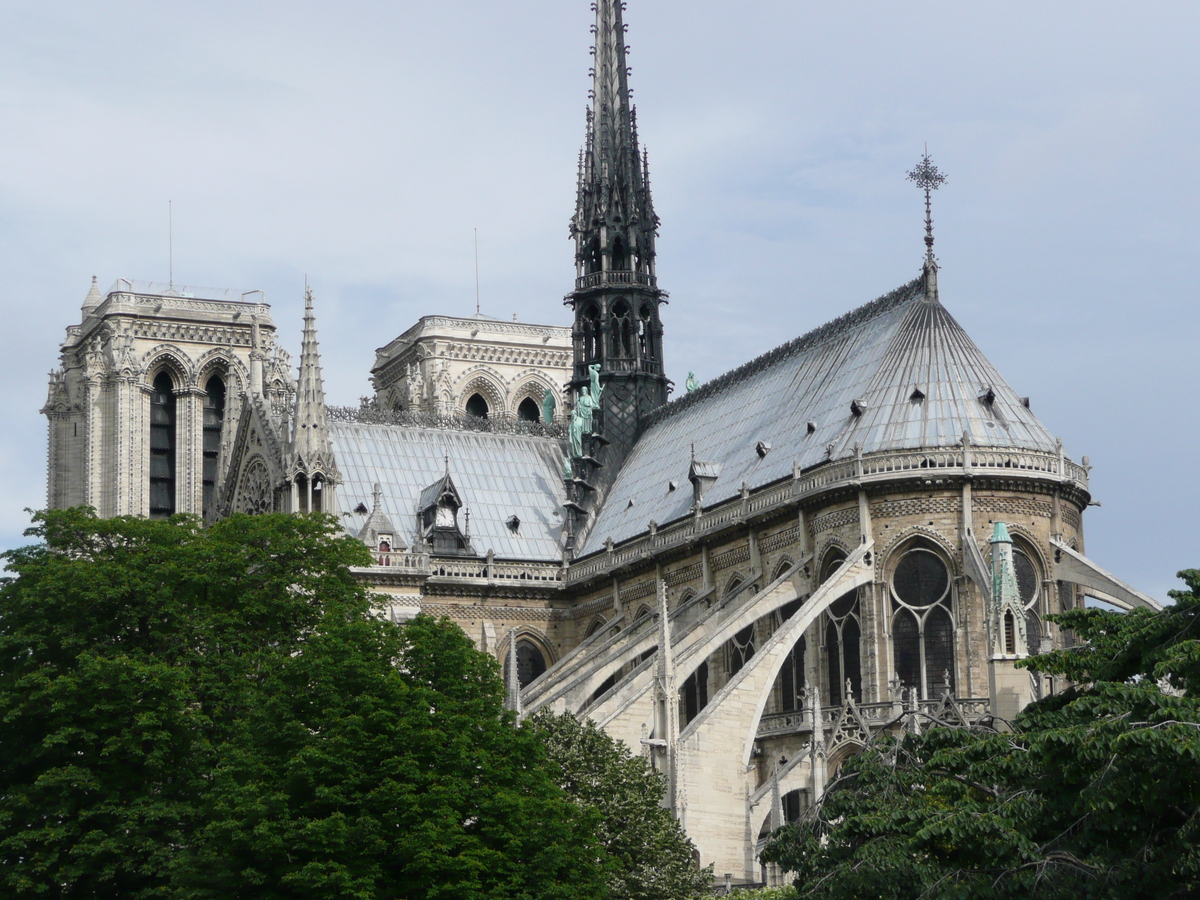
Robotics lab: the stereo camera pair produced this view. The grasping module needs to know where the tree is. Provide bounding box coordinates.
[0,509,608,899]
[762,570,1200,900]
[528,710,712,900]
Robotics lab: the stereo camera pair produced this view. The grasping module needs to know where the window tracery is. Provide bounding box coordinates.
[890,546,955,698]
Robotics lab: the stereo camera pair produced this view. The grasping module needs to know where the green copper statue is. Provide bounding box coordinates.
[563,454,573,480]
[686,371,699,393]
[542,388,556,424]
[588,363,604,404]
[569,387,599,459]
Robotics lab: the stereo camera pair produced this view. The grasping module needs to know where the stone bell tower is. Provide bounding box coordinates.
[565,0,669,475]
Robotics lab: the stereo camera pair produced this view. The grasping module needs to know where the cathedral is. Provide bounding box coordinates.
[42,0,1161,886]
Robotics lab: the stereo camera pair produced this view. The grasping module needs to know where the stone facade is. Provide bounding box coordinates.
[43,279,292,520]
[370,314,572,422]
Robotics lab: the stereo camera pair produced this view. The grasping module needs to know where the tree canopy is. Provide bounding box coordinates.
[0,508,607,899]
[762,570,1200,900]
[529,710,712,900]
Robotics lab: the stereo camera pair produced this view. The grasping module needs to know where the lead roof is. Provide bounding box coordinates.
[332,423,567,561]
[580,276,1061,555]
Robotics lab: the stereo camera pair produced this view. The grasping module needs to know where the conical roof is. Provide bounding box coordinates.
[582,276,1062,552]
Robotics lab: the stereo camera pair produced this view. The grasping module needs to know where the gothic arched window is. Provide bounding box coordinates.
[311,475,324,513]
[1013,545,1043,653]
[465,393,489,418]
[149,371,177,518]
[201,373,225,519]
[517,396,540,422]
[890,546,955,699]
[508,639,547,689]
[729,624,755,677]
[821,551,861,706]
[638,303,656,360]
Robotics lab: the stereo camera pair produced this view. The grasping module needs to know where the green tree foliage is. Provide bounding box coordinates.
[762,570,1200,900]
[529,710,712,900]
[0,508,607,899]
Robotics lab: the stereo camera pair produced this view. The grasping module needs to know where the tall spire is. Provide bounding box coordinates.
[571,0,659,278]
[563,0,669,517]
[289,284,339,507]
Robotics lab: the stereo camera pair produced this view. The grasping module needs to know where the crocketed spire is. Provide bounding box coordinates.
[288,285,339,506]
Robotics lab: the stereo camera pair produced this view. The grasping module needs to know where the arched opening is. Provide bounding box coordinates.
[611,299,633,358]
[611,236,628,271]
[1004,610,1016,655]
[149,371,177,518]
[295,474,309,513]
[639,303,656,361]
[311,475,324,513]
[890,545,955,698]
[465,393,489,419]
[512,639,547,689]
[517,396,540,422]
[201,374,226,518]
[585,617,606,639]
[582,303,601,361]
[585,236,602,275]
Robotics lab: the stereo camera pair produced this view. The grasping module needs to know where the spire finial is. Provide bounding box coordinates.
[906,148,947,262]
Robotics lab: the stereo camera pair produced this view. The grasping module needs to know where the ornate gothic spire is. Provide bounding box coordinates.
[571,0,659,274]
[290,285,337,478]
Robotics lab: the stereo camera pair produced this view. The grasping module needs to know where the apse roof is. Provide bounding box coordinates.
[332,423,567,561]
[580,274,1061,555]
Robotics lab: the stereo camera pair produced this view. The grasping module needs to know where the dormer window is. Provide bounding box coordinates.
[418,472,474,556]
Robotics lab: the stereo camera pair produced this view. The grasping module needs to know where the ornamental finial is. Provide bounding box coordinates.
[906,148,947,262]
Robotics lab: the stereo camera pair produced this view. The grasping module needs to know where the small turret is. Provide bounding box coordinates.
[81,276,103,315]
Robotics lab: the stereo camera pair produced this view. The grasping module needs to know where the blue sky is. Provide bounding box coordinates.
[1,1,1196,600]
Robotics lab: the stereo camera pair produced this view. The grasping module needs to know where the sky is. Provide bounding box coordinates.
[0,1,1196,601]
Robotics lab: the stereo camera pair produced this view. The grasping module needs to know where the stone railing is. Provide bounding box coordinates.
[574,270,658,291]
[756,697,992,738]
[357,552,564,587]
[328,404,566,438]
[566,445,1087,586]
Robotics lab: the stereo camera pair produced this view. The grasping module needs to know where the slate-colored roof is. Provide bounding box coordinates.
[332,423,567,561]
[581,276,1060,555]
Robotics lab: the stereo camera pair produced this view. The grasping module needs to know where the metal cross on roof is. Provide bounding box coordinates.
[906,150,947,261]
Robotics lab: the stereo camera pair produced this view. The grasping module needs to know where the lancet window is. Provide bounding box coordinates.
[149,371,177,518]
[201,373,225,519]
[821,551,861,706]
[890,546,955,698]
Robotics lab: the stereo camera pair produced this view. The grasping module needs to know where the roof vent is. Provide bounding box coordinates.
[506,515,520,534]
[850,399,866,417]
[626,498,636,509]
[979,387,996,406]
[806,421,817,435]
[910,387,925,403]
[667,480,677,492]
[353,502,369,515]
[756,440,772,459]
[1021,397,1031,410]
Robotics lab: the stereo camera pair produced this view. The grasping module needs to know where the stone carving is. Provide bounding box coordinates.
[542,388,557,424]
[686,371,698,392]
[236,458,274,515]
